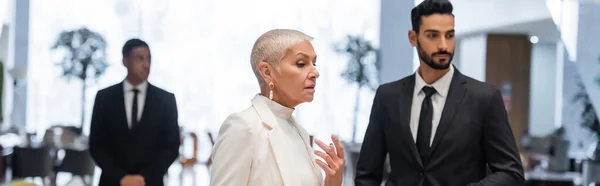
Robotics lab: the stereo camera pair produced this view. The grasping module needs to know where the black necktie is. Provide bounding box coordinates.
[131,88,140,128]
[416,86,436,165]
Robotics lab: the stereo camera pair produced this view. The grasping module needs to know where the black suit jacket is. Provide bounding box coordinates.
[89,82,180,186]
[355,69,525,186]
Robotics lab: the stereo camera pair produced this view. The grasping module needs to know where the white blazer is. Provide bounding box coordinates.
[210,95,324,186]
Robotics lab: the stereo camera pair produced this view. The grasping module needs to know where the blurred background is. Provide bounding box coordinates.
[0,0,600,185]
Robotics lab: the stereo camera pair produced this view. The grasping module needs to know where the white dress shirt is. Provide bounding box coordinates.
[123,80,148,128]
[410,65,454,146]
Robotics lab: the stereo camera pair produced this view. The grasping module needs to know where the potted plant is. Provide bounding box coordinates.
[333,35,379,143]
[573,78,600,159]
[50,27,109,130]
[573,57,600,185]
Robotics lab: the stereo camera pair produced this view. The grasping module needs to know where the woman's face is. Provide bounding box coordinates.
[262,40,319,108]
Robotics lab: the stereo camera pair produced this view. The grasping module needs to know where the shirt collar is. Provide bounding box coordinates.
[414,65,454,98]
[255,94,295,121]
[123,79,148,93]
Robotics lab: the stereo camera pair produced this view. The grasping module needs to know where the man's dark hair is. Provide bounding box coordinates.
[411,0,454,33]
[122,38,149,58]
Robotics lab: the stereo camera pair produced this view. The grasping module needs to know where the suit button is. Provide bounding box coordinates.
[420,172,424,176]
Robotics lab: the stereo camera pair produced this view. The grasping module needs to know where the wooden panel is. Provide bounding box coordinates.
[485,34,532,147]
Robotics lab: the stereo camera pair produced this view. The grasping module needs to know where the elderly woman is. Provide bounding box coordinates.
[210,29,345,186]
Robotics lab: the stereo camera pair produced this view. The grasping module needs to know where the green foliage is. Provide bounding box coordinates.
[51,27,108,128]
[573,77,600,138]
[333,35,379,142]
[334,35,380,91]
[51,27,108,82]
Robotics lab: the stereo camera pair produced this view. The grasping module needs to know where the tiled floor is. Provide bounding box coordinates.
[165,164,211,186]
[5,163,211,186]
[8,162,357,186]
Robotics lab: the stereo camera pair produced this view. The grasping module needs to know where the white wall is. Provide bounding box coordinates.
[379,0,414,84]
[0,25,8,61]
[576,3,600,123]
[547,0,579,62]
[528,43,557,136]
[0,0,9,26]
[565,2,600,154]
[456,34,487,81]
[0,25,8,127]
[7,0,28,130]
[452,0,551,37]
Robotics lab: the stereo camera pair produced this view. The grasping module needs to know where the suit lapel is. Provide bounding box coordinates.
[265,124,296,185]
[399,75,424,168]
[291,118,324,183]
[429,71,467,157]
[251,95,297,186]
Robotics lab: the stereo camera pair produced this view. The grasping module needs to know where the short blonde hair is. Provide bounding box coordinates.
[250,29,313,87]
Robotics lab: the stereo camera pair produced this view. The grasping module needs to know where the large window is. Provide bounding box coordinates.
[28,0,380,157]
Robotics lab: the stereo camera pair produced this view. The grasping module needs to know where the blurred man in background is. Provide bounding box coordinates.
[89,39,180,186]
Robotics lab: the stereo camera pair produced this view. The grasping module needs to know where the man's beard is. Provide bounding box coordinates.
[416,40,454,70]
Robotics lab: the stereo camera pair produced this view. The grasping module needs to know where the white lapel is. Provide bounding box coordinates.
[291,118,325,184]
[251,95,298,186]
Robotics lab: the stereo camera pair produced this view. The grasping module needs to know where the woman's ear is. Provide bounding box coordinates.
[258,61,273,83]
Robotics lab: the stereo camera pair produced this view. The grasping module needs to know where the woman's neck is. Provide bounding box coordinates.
[259,90,297,109]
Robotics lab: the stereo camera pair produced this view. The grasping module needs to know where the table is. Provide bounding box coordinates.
[526,171,582,186]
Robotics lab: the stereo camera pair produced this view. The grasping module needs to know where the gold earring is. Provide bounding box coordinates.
[269,82,274,100]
